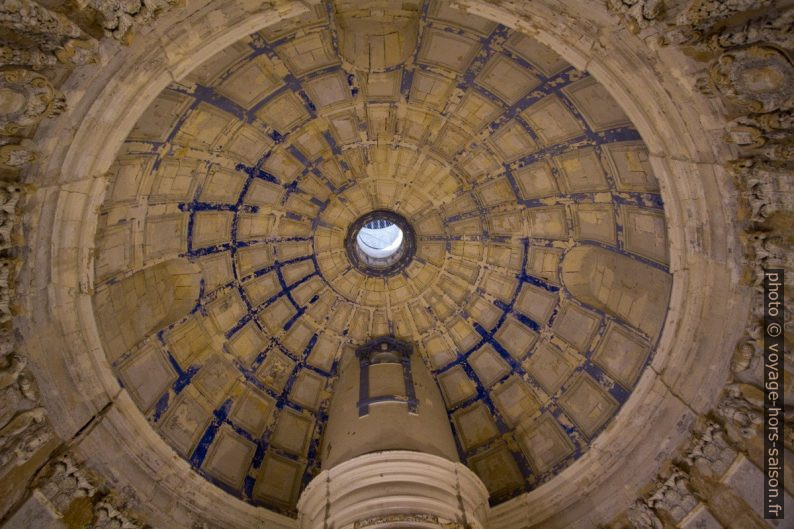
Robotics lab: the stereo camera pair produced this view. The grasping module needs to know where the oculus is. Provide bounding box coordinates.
[345,210,416,277]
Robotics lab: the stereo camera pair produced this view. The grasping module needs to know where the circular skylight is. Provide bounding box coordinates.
[356,220,404,259]
[345,211,416,277]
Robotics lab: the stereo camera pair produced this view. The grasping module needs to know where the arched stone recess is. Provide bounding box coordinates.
[560,245,671,341]
[93,259,201,360]
[16,1,750,528]
[92,259,201,410]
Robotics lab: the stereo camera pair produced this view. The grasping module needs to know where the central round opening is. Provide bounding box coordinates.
[345,210,416,277]
[356,219,404,258]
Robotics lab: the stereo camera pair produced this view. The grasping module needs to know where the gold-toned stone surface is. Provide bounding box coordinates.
[89,0,672,514]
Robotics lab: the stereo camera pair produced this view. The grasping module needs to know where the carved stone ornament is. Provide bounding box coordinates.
[0,406,52,469]
[676,0,774,34]
[0,0,98,67]
[606,0,665,34]
[0,69,64,135]
[354,513,452,528]
[709,46,794,113]
[0,45,56,68]
[0,141,35,168]
[685,422,737,478]
[90,498,145,529]
[626,499,663,529]
[647,468,697,522]
[37,455,97,513]
[87,0,180,41]
[715,383,764,439]
[0,0,84,39]
[0,183,23,254]
[705,9,794,52]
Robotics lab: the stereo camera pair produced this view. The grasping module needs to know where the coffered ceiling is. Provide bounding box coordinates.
[91,0,672,516]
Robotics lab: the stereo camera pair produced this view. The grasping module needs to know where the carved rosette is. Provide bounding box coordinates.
[709,46,794,113]
[0,69,63,135]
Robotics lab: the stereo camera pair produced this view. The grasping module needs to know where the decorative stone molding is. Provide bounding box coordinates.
[602,383,790,529]
[10,453,150,528]
[683,422,737,479]
[90,498,146,529]
[0,185,23,255]
[0,63,64,177]
[0,69,63,135]
[625,500,662,529]
[354,514,465,529]
[605,0,665,34]
[8,5,311,526]
[708,46,794,113]
[0,0,83,38]
[0,141,35,171]
[86,0,180,42]
[191,523,224,529]
[0,0,188,527]
[35,454,97,513]
[0,321,57,522]
[0,316,54,487]
[0,0,97,67]
[717,381,794,453]
[606,415,772,529]
[704,8,794,53]
[0,0,180,68]
[647,468,697,523]
[0,406,51,469]
[297,450,490,529]
[715,383,764,440]
[661,0,777,47]
[0,0,181,178]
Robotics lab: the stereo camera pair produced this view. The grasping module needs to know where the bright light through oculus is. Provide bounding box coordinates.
[346,210,416,277]
[356,220,404,259]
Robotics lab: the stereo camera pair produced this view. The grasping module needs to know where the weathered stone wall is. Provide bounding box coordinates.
[589,0,794,527]
[0,2,223,528]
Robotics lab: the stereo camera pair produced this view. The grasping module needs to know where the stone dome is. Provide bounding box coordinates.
[91,1,672,514]
[2,1,791,529]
